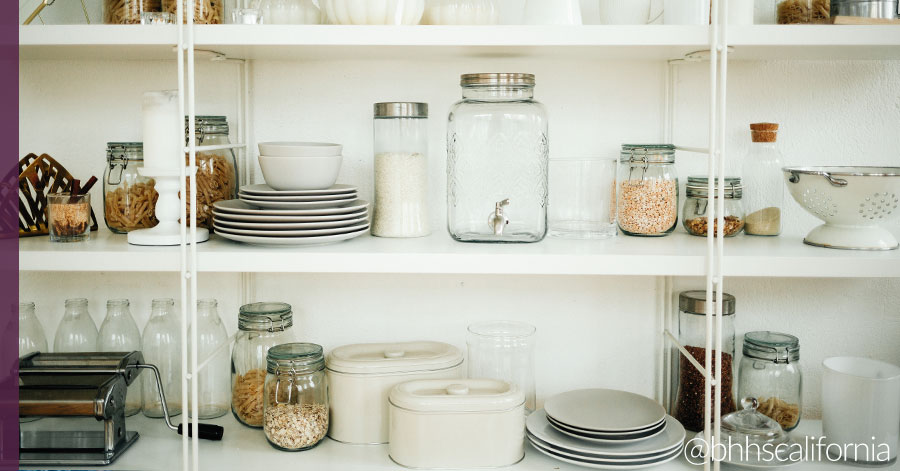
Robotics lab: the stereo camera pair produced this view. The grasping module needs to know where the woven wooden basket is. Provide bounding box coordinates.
[19,153,99,237]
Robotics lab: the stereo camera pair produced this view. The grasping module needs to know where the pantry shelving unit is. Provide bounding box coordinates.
[17,3,900,471]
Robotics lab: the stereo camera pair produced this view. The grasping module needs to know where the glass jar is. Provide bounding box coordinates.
[104,142,159,234]
[260,0,322,23]
[54,298,98,353]
[185,116,238,230]
[617,144,679,237]
[232,302,295,427]
[683,176,745,237]
[263,343,328,451]
[467,321,536,413]
[447,73,548,243]
[19,302,47,357]
[142,298,182,418]
[776,0,830,23]
[373,102,430,238]
[738,331,802,431]
[742,123,784,236]
[104,0,161,24]
[423,0,500,24]
[673,290,737,433]
[190,298,230,419]
[162,0,224,23]
[97,299,142,417]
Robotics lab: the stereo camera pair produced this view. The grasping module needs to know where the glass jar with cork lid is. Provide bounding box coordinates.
[617,144,679,237]
[741,123,783,236]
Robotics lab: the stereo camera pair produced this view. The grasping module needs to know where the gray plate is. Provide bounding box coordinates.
[215,226,369,246]
[214,222,369,237]
[527,410,685,457]
[544,389,666,432]
[213,199,369,216]
[240,183,357,196]
[213,215,368,230]
[238,191,358,202]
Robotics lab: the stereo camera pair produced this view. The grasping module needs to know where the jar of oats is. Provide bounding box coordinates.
[616,144,679,237]
[263,343,328,452]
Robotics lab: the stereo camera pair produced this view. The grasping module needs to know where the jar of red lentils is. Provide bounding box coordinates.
[616,144,678,237]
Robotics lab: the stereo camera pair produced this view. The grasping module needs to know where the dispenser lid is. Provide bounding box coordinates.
[679,290,736,316]
[389,378,524,413]
[326,341,463,375]
[719,398,790,447]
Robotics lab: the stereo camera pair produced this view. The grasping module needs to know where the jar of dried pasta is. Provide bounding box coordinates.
[232,302,295,428]
[104,0,162,24]
[776,0,830,24]
[617,144,679,237]
[738,332,802,431]
[103,142,159,234]
[162,0,223,23]
[185,115,238,229]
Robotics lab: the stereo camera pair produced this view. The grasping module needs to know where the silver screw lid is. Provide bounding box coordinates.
[679,290,736,316]
[460,73,535,87]
[374,102,428,119]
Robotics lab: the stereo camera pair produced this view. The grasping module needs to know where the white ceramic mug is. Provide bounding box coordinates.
[522,0,582,25]
[663,0,709,24]
[822,357,900,465]
[598,0,652,24]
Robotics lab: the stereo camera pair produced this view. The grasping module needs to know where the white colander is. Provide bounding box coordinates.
[783,167,900,250]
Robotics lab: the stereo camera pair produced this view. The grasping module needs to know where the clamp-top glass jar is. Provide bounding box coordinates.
[447,73,548,243]
[617,144,678,237]
[683,176,745,237]
[263,343,328,451]
[185,116,238,229]
[103,142,159,233]
[232,302,295,427]
[738,331,802,431]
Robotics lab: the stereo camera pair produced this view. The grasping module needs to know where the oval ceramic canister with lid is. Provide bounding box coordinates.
[325,341,464,444]
[388,378,526,469]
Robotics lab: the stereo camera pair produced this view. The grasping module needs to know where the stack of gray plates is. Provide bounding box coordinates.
[527,389,685,469]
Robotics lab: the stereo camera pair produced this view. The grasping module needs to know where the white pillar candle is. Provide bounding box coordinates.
[142,90,181,171]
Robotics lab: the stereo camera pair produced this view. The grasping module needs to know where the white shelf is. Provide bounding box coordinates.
[19,415,900,471]
[19,25,900,61]
[18,230,900,277]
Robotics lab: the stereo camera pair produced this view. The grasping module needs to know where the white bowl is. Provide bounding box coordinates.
[259,154,343,191]
[257,142,343,157]
[783,166,900,250]
[321,0,424,25]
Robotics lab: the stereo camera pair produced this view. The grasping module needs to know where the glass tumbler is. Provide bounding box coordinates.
[466,321,536,413]
[48,193,91,242]
[548,158,618,239]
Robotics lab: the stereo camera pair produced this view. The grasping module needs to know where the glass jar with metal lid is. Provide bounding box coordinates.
[184,116,238,230]
[447,73,548,243]
[738,331,802,431]
[103,142,159,233]
[616,144,678,237]
[231,302,295,427]
[263,343,328,451]
[683,176,745,237]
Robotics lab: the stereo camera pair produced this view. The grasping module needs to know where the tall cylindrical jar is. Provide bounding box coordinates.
[141,298,182,418]
[466,321,536,413]
[54,298,98,353]
[738,331,802,431]
[185,116,238,230]
[617,144,679,237]
[263,343,329,451]
[373,102,430,238]
[104,142,159,233]
[673,290,737,432]
[447,73,549,243]
[231,302,295,427]
[742,123,783,236]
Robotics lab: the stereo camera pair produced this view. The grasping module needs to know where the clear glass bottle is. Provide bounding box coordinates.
[185,116,238,230]
[190,298,230,419]
[447,73,548,243]
[263,343,328,451]
[97,299,142,417]
[104,142,158,233]
[54,298,98,353]
[742,123,783,236]
[466,321,536,413]
[373,102,430,238]
[19,302,47,357]
[617,144,679,237]
[142,298,182,418]
[683,176,746,237]
[738,331,802,431]
[673,290,737,433]
[232,302,295,427]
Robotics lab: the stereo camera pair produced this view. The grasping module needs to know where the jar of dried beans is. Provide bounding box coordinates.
[232,302,295,428]
[738,331,802,431]
[185,116,238,230]
[682,176,745,237]
[616,144,678,237]
[264,343,329,452]
[673,290,737,433]
[103,142,159,234]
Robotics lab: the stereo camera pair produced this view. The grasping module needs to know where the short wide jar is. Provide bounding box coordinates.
[682,176,745,237]
[738,331,802,431]
[263,343,328,451]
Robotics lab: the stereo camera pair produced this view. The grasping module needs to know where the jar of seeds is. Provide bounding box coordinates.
[263,343,328,451]
[616,144,678,237]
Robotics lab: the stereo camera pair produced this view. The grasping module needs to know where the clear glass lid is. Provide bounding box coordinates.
[720,397,790,447]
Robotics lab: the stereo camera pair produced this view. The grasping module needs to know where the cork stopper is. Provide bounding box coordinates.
[750,123,779,143]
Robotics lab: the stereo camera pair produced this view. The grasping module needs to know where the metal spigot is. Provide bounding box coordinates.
[489,199,510,236]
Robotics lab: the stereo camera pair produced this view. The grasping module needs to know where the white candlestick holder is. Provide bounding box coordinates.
[127,168,209,246]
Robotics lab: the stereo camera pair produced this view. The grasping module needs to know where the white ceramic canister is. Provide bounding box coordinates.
[326,341,463,444]
[389,379,525,469]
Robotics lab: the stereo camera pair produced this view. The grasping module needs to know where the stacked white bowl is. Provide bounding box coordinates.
[258,142,344,191]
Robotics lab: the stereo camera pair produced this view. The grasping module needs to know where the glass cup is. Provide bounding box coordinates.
[467,321,536,413]
[47,193,91,242]
[548,158,618,240]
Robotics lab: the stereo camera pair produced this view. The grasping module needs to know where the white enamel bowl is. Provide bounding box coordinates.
[257,142,342,157]
[783,166,900,250]
[258,154,342,191]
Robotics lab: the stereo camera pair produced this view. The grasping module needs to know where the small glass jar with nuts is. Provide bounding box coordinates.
[263,343,328,452]
[682,176,745,237]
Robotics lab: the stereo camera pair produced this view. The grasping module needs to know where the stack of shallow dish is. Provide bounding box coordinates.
[527,389,685,469]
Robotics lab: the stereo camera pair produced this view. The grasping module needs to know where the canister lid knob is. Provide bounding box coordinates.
[383,349,405,358]
[446,384,470,395]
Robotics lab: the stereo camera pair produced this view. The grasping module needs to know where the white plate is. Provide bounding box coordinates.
[547,414,665,436]
[549,417,666,444]
[528,437,682,470]
[214,199,369,216]
[240,184,357,196]
[215,226,369,246]
[544,389,666,432]
[527,410,685,457]
[239,191,358,202]
[527,431,680,462]
[213,216,368,230]
[239,196,356,210]
[212,208,367,223]
[214,222,369,237]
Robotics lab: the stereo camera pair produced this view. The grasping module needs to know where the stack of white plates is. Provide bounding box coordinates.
[212,184,369,246]
[527,389,685,470]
